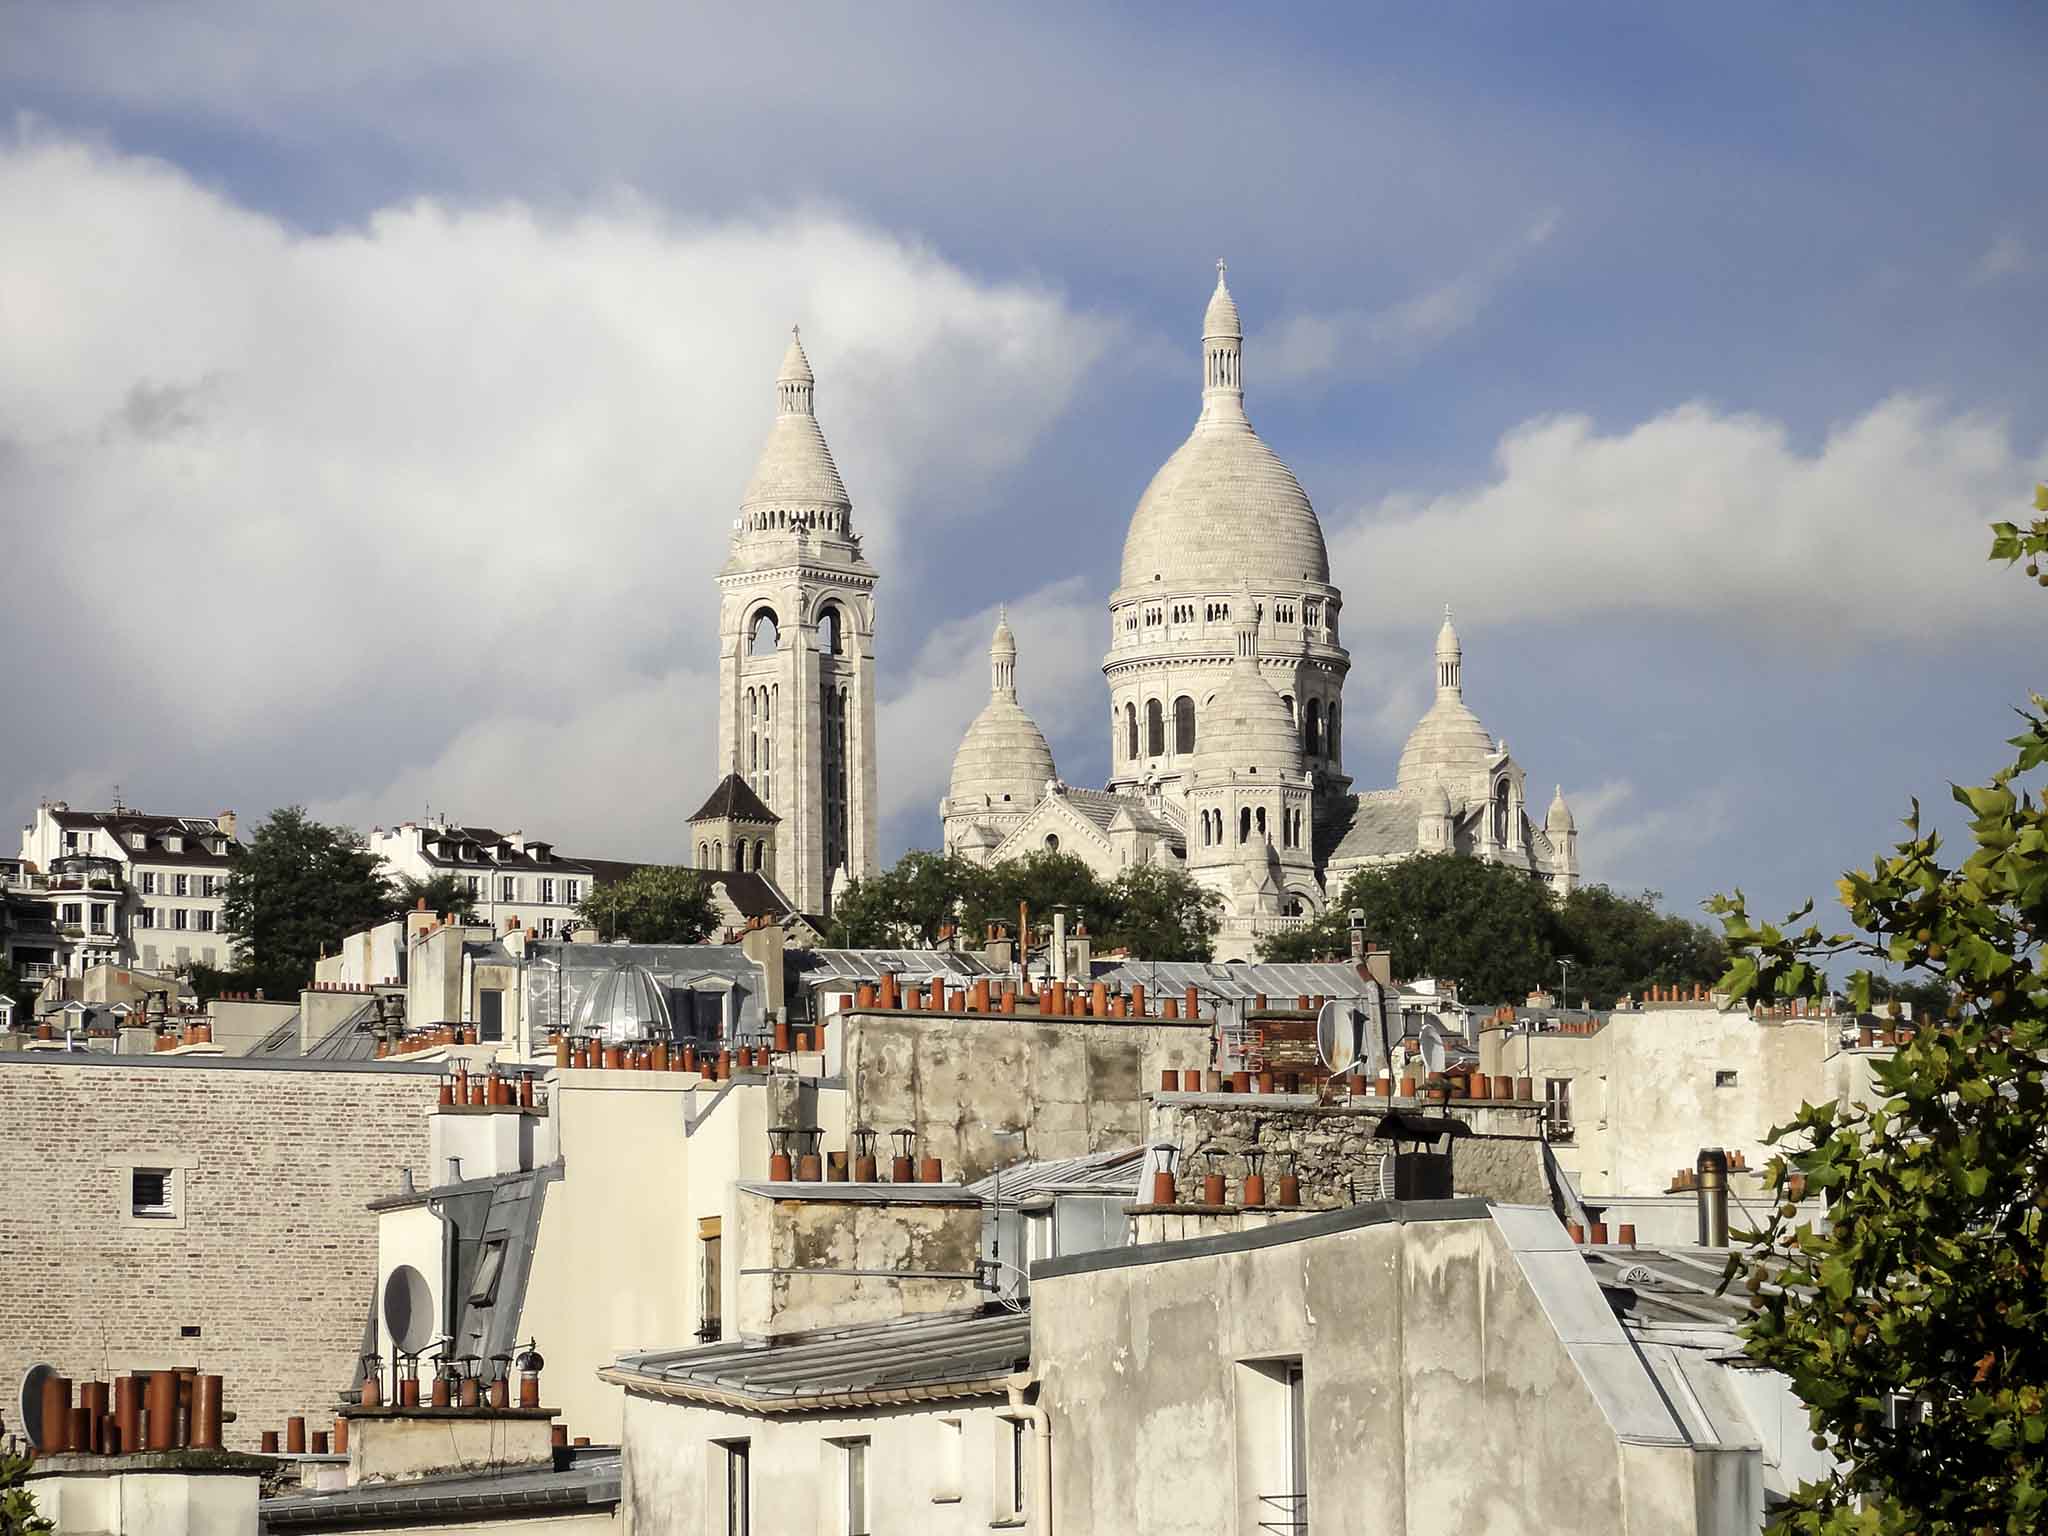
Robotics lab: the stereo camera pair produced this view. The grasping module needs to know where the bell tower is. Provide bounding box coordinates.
[708,327,880,915]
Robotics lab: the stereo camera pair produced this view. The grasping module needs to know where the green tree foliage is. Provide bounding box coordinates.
[393,872,481,924]
[1,1444,54,1535]
[0,956,34,1016]
[575,865,716,944]
[826,849,1221,961]
[1709,486,2048,1536]
[220,807,394,998]
[1554,884,1730,1009]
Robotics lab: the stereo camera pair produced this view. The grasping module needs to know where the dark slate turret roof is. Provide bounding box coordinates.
[687,774,780,826]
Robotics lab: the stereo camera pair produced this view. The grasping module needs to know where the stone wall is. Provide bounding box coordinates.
[842,1010,1210,1182]
[0,1054,437,1451]
[1149,1095,1549,1207]
[736,1189,982,1338]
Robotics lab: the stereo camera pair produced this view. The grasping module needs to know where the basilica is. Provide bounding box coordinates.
[938,265,1579,957]
[687,265,1577,957]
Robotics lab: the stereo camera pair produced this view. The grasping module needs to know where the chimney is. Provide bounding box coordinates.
[1696,1147,1730,1247]
[217,810,237,840]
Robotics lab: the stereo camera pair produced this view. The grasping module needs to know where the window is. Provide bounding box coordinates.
[1124,702,1138,761]
[1145,699,1165,757]
[141,871,158,895]
[718,1440,750,1536]
[1239,807,1251,844]
[539,878,556,905]
[748,608,779,656]
[1715,1069,1738,1088]
[196,911,214,933]
[135,907,153,930]
[500,878,517,902]
[173,909,190,932]
[478,989,504,1043]
[563,880,579,904]
[1173,695,1196,754]
[541,918,557,939]
[1237,1358,1307,1534]
[932,1417,963,1504]
[818,605,843,656]
[998,1417,1029,1524]
[834,1438,869,1535]
[1043,833,1059,852]
[91,904,111,934]
[60,902,81,926]
[173,874,189,897]
[466,876,483,898]
[468,1239,507,1305]
[200,875,218,898]
[699,1218,723,1340]
[131,1167,175,1220]
[1544,1078,1574,1137]
[1305,699,1322,757]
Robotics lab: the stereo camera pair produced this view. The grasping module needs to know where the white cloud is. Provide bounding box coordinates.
[1254,208,1562,385]
[1328,395,2048,648]
[1565,778,1733,896]
[0,128,1103,856]
[1969,233,2029,286]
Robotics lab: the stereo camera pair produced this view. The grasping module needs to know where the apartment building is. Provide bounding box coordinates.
[369,820,604,940]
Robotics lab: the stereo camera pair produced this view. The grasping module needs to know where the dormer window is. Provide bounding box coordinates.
[129,833,147,851]
[165,835,182,853]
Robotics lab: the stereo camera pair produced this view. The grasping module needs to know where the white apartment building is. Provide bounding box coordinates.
[369,820,603,940]
[11,801,240,978]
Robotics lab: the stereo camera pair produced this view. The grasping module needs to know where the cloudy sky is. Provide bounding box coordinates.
[4,4,2045,931]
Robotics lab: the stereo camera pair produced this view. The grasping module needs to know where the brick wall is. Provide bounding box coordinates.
[0,1055,437,1450]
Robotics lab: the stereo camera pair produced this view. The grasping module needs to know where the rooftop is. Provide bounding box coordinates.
[263,1446,619,1529]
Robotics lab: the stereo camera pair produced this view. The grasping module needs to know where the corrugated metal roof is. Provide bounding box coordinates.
[1089,960,1367,999]
[794,950,1009,982]
[966,1145,1147,1201]
[608,1306,1031,1410]
[263,1447,619,1528]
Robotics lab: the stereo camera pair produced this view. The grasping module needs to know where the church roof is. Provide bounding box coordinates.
[741,328,850,513]
[1323,792,1424,865]
[1058,787,1182,841]
[1118,268,1329,592]
[1395,609,1495,793]
[1195,593,1303,779]
[949,612,1057,810]
[688,774,780,826]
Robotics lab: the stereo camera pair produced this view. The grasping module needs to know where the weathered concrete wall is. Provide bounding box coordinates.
[1150,1096,1548,1206]
[1030,1208,1732,1536]
[620,1389,1021,1536]
[735,1190,981,1338]
[0,1055,436,1451]
[842,1010,1208,1182]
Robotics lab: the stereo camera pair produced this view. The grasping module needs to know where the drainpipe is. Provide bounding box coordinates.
[1005,1369,1052,1536]
[429,1195,461,1353]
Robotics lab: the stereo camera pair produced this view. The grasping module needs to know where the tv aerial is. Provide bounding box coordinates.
[1316,979,1389,1077]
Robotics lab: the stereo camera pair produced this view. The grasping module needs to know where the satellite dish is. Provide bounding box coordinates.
[382,1264,435,1354]
[1317,982,1390,1076]
[19,1364,55,1448]
[1417,1022,1449,1077]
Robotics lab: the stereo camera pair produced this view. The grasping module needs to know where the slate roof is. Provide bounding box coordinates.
[411,824,596,875]
[1059,787,1182,839]
[688,774,780,825]
[606,1306,1031,1412]
[577,856,650,888]
[263,1447,618,1529]
[1322,791,1420,864]
[709,871,802,923]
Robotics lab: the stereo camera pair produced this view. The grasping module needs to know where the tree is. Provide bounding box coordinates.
[575,865,716,944]
[1259,854,1560,1004]
[1099,862,1223,962]
[1,1443,54,1535]
[1709,486,2048,1536]
[0,956,35,1017]
[393,873,480,924]
[1555,883,1728,1008]
[827,852,996,948]
[221,807,393,999]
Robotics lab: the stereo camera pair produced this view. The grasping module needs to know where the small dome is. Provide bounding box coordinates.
[991,607,1017,658]
[1424,779,1453,817]
[1203,262,1242,339]
[1197,663,1304,779]
[949,699,1056,808]
[1547,785,1575,832]
[1436,605,1461,657]
[1395,694,1495,794]
[571,965,674,1043]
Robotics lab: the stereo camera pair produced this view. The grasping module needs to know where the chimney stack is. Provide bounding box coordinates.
[1696,1147,1730,1247]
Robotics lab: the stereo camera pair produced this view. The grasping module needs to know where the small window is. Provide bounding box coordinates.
[478,989,505,1043]
[1043,834,1059,852]
[836,1437,869,1536]
[1715,1069,1738,1088]
[132,1167,175,1220]
[719,1440,750,1536]
[699,1219,723,1341]
[932,1418,963,1503]
[468,1239,507,1305]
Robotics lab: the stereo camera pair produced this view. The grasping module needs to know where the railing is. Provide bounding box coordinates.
[1257,1492,1308,1533]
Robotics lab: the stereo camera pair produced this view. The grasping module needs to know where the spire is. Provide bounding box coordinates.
[777,324,815,417]
[1547,785,1575,833]
[1435,604,1463,696]
[990,607,1017,698]
[1201,261,1245,422]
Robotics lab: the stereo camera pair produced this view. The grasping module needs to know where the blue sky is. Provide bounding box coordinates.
[3,2,2044,935]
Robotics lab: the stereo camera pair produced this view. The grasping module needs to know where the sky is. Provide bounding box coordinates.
[3,2,2045,935]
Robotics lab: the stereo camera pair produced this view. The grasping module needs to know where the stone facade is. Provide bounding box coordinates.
[0,1055,437,1451]
[940,267,1580,958]
[700,328,880,918]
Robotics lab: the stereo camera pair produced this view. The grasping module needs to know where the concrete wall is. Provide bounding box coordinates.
[1030,1207,1743,1536]
[842,1010,1209,1182]
[620,1389,1023,1536]
[0,1055,436,1451]
[734,1189,982,1338]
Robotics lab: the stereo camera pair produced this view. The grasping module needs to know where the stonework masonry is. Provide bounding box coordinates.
[0,1055,437,1451]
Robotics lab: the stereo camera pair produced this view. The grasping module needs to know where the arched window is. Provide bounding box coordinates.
[1328,704,1340,763]
[1239,807,1251,844]
[1146,699,1165,758]
[1256,806,1267,840]
[732,840,744,872]
[1173,695,1196,754]
[1493,779,1511,844]
[1282,694,1295,724]
[712,840,723,868]
[698,841,708,867]
[1305,699,1322,757]
[748,609,779,656]
[1125,702,1139,761]
[817,605,842,656]
[1044,833,1060,852]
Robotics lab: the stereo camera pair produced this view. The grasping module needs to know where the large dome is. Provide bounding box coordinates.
[948,697,1056,808]
[1118,267,1329,592]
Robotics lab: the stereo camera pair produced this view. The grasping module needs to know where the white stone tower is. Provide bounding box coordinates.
[711,327,879,914]
[1105,263,1351,819]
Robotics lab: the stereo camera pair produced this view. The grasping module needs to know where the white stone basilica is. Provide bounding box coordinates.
[938,265,1579,957]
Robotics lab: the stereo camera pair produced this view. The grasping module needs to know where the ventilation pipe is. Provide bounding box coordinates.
[1696,1147,1730,1247]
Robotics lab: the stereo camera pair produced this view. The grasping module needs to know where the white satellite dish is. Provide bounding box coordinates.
[383,1264,435,1355]
[1417,1022,1449,1077]
[1316,982,1388,1076]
